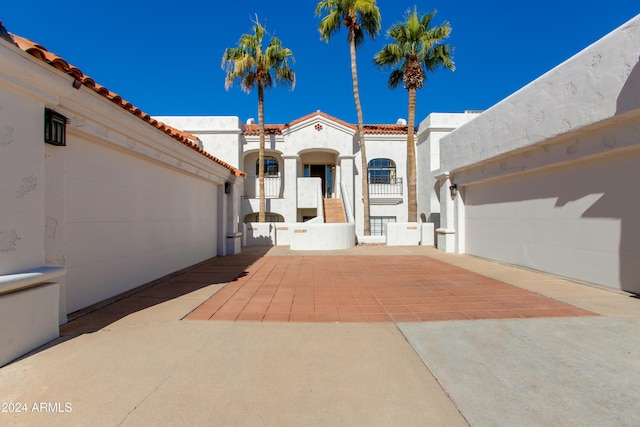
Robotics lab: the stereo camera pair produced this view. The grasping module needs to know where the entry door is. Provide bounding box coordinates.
[305,164,333,197]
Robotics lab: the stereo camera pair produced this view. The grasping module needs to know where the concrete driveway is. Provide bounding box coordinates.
[0,246,638,426]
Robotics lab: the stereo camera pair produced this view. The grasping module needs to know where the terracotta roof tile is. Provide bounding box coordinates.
[363,124,409,135]
[243,124,286,136]
[242,111,409,136]
[9,33,245,178]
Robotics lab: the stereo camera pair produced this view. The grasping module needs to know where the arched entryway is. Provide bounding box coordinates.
[299,150,339,198]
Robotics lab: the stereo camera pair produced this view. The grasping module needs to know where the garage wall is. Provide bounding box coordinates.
[434,15,640,293]
[1,34,241,317]
[465,149,640,293]
[63,135,219,312]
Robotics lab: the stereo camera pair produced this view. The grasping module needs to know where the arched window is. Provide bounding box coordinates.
[256,156,279,176]
[243,212,284,223]
[368,158,396,184]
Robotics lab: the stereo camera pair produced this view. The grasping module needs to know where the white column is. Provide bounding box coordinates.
[454,184,465,254]
[338,154,355,207]
[333,162,341,198]
[282,154,298,222]
[435,172,456,253]
[217,183,227,255]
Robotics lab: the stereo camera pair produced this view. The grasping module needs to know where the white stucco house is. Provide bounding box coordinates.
[157,111,479,247]
[1,12,639,366]
[158,14,640,295]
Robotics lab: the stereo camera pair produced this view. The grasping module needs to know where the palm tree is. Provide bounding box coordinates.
[374,7,454,222]
[222,17,295,222]
[316,0,381,236]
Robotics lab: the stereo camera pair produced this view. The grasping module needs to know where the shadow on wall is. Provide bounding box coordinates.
[580,182,640,295]
[244,223,275,246]
[461,60,640,294]
[464,145,640,294]
[616,57,640,116]
[547,58,640,293]
[612,58,640,294]
[247,235,274,245]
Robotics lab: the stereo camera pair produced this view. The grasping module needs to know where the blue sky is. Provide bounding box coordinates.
[3,1,639,125]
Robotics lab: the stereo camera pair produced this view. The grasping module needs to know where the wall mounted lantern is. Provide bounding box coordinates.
[449,183,458,199]
[44,108,67,146]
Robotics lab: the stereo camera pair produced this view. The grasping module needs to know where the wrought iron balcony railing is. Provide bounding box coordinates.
[368,177,403,196]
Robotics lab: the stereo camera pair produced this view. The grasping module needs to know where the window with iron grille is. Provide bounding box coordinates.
[256,157,279,176]
[368,158,396,184]
[370,216,396,236]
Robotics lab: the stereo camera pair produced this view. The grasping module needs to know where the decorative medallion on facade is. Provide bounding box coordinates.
[315,123,323,131]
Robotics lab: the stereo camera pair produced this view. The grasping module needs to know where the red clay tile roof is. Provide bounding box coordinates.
[243,124,286,136]
[363,124,409,135]
[242,111,409,136]
[9,33,245,178]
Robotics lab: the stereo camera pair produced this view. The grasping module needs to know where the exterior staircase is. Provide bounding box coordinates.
[323,198,346,223]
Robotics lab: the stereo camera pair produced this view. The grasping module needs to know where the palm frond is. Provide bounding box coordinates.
[374,7,454,91]
[222,17,296,94]
[316,0,380,45]
[388,69,404,89]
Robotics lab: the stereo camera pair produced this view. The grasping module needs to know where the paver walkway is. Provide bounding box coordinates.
[186,254,596,322]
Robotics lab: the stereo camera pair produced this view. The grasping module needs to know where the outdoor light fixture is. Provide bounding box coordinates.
[44,108,67,146]
[72,79,82,89]
[224,182,231,194]
[449,183,458,198]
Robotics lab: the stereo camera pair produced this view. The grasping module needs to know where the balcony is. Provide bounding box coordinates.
[244,175,282,199]
[369,177,403,196]
[369,177,403,205]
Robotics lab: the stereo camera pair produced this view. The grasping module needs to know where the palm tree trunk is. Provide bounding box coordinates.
[349,37,370,236]
[258,83,266,223]
[407,86,417,222]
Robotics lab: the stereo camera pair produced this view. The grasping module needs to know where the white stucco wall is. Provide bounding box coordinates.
[1,36,240,316]
[435,14,640,293]
[416,112,480,225]
[439,16,640,176]
[0,76,46,275]
[355,132,409,235]
[465,147,640,292]
[155,116,243,169]
[63,135,220,311]
[282,115,354,155]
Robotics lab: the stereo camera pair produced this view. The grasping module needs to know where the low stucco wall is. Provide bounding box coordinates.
[242,222,356,250]
[290,223,355,251]
[242,223,277,246]
[0,282,59,367]
[386,223,421,246]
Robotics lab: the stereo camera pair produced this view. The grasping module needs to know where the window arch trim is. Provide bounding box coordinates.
[368,158,396,184]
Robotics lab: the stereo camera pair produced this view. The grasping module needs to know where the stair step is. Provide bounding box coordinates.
[323,199,346,223]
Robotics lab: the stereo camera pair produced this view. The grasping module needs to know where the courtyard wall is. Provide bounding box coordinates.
[0,33,242,364]
[436,15,640,293]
